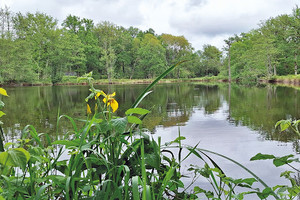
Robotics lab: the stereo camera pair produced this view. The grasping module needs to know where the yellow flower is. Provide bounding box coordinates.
[0,88,8,96]
[102,92,118,112]
[87,104,92,114]
[95,91,104,100]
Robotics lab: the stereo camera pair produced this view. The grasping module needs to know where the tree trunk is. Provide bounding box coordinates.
[228,47,231,82]
[295,53,298,75]
[267,54,272,76]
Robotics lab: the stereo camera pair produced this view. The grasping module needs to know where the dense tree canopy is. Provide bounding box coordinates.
[221,6,300,82]
[0,6,299,84]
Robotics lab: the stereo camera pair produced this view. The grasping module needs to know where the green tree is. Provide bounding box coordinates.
[160,34,192,78]
[134,33,167,78]
[94,21,120,82]
[12,12,58,81]
[0,8,35,83]
[114,26,134,79]
[0,38,35,83]
[289,6,300,75]
[0,6,13,39]
[63,15,100,76]
[48,29,86,83]
[198,44,222,76]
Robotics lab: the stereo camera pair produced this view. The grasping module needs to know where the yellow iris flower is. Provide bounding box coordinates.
[87,104,92,114]
[95,91,104,100]
[102,92,118,112]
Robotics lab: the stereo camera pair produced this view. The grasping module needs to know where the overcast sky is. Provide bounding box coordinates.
[1,0,298,50]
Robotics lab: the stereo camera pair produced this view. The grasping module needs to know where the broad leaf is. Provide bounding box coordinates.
[257,187,273,199]
[125,108,150,115]
[127,116,142,124]
[273,154,295,167]
[250,153,276,161]
[111,117,127,133]
[275,120,291,132]
[0,148,30,170]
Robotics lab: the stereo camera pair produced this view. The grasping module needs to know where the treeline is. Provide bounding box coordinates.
[0,6,299,84]
[0,7,222,84]
[223,6,300,82]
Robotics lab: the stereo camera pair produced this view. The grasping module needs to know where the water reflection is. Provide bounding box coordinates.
[1,83,300,152]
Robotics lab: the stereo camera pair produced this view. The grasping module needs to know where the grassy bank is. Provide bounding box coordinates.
[264,75,300,85]
[0,76,227,87]
[1,74,300,88]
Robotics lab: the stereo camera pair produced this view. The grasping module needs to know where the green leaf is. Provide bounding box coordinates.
[273,154,295,167]
[257,187,273,199]
[111,117,128,133]
[127,116,142,124]
[250,153,276,161]
[0,88,8,97]
[132,176,140,200]
[275,120,291,132]
[241,178,257,186]
[280,170,294,178]
[0,111,5,118]
[0,148,30,170]
[35,184,51,200]
[167,136,186,145]
[194,186,206,194]
[125,108,150,115]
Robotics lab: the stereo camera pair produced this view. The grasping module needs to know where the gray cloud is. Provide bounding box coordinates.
[170,14,258,36]
[186,0,207,9]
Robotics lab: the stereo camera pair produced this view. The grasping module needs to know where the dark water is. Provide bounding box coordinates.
[1,82,300,195]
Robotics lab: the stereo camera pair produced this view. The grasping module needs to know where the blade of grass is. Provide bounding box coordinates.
[146,185,151,200]
[157,164,176,200]
[131,60,187,109]
[141,138,148,200]
[0,125,5,152]
[132,176,140,200]
[35,183,51,200]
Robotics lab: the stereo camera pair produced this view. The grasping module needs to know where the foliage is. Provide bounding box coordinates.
[1,6,299,84]
[221,6,300,82]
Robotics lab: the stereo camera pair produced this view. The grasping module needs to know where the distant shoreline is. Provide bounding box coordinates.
[1,76,300,87]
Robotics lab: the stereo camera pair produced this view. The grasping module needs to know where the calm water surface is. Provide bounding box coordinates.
[1,82,300,196]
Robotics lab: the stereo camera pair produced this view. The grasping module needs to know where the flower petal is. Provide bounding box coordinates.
[0,88,8,97]
[110,99,118,112]
[87,104,92,114]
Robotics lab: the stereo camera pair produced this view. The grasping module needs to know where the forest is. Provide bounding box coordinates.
[0,6,299,84]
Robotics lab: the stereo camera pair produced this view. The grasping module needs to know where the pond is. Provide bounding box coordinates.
[1,82,300,194]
